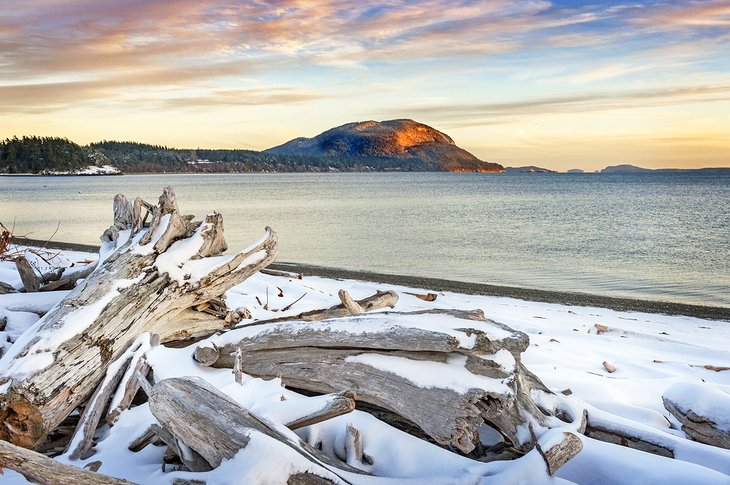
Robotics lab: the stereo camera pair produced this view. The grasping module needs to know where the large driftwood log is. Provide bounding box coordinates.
[0,438,134,485]
[0,187,278,449]
[182,289,399,348]
[195,309,558,454]
[584,411,674,458]
[148,377,352,484]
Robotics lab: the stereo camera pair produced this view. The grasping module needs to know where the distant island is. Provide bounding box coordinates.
[601,164,652,173]
[601,164,730,173]
[504,166,556,173]
[0,120,503,175]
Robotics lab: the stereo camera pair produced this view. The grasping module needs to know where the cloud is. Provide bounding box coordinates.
[398,84,730,127]
[162,88,326,109]
[630,1,730,28]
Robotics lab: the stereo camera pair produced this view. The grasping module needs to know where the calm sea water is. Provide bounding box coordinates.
[1,172,728,307]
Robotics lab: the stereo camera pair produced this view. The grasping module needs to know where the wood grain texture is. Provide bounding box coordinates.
[0,439,135,485]
[149,377,353,484]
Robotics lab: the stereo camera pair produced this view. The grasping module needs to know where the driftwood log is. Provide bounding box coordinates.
[195,309,564,454]
[0,187,278,449]
[147,377,353,484]
[663,382,730,450]
[0,438,134,485]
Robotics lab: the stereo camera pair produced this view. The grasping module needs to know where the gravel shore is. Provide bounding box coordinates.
[19,238,730,321]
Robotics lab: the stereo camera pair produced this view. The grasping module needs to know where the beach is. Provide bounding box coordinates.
[1,240,729,484]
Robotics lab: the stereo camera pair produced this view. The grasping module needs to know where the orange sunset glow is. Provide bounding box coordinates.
[1,1,729,171]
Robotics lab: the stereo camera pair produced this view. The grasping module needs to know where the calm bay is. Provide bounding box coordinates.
[1,171,728,307]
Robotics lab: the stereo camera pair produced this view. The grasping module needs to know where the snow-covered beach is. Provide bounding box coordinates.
[1,241,729,484]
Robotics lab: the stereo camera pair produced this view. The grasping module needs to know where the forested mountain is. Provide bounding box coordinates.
[266,119,503,172]
[1,120,504,174]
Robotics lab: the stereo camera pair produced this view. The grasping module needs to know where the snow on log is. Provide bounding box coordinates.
[148,376,354,483]
[0,187,278,449]
[195,309,568,454]
[533,429,583,476]
[0,438,134,485]
[663,382,730,449]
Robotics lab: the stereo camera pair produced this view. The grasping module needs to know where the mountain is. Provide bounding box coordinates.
[601,164,651,173]
[566,168,585,173]
[504,165,556,173]
[265,119,503,172]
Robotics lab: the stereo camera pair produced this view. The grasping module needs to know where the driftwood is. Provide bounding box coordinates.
[663,383,730,450]
[67,334,157,459]
[585,413,674,458]
[533,430,583,476]
[148,377,352,483]
[0,438,134,485]
[106,334,159,426]
[338,289,363,315]
[284,391,357,430]
[260,268,303,279]
[243,289,399,325]
[192,290,399,364]
[0,187,278,449]
[15,256,41,292]
[128,423,211,472]
[195,309,557,454]
[0,280,15,294]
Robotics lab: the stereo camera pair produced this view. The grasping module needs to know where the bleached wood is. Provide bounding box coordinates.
[107,358,152,425]
[260,268,303,279]
[0,439,134,485]
[285,391,357,430]
[338,289,363,315]
[0,280,15,294]
[15,256,41,292]
[345,424,364,466]
[198,310,550,454]
[0,187,278,449]
[67,349,135,460]
[584,414,674,458]
[135,369,153,397]
[233,348,244,385]
[535,431,583,476]
[149,377,353,484]
[663,395,730,449]
[128,423,211,472]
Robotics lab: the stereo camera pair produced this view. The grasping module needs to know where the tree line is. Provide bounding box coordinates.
[2,136,452,174]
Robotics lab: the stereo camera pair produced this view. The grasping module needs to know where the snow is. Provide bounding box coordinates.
[74,164,121,175]
[1,247,730,484]
[345,353,511,395]
[153,216,233,285]
[206,311,491,352]
[38,165,121,176]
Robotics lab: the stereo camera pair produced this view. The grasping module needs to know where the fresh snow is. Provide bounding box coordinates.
[345,353,511,395]
[1,247,729,484]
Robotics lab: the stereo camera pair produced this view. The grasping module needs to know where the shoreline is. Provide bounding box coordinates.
[16,237,730,321]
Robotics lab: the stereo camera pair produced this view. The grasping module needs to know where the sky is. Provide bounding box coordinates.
[1,0,729,171]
